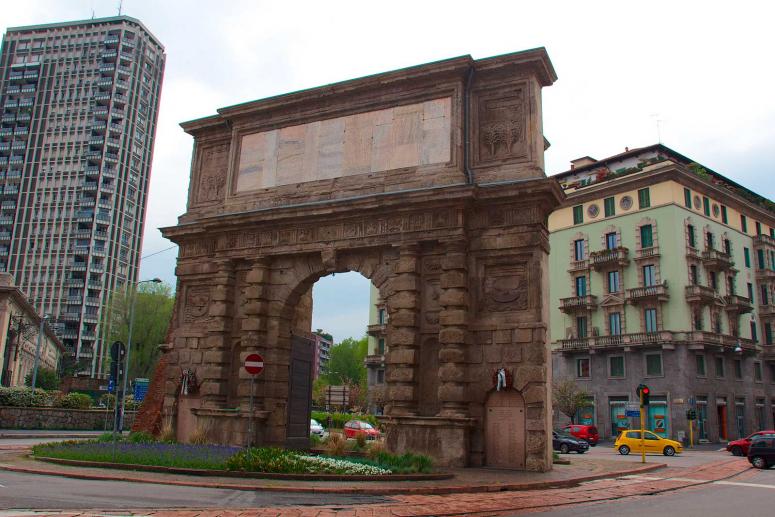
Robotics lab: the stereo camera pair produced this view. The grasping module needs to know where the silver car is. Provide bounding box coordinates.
[310,418,325,437]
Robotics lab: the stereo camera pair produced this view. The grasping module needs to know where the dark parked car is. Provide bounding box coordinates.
[747,436,775,469]
[552,430,589,454]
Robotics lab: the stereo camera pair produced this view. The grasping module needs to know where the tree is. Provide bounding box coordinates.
[552,378,591,425]
[24,367,60,391]
[102,282,174,380]
[321,336,367,387]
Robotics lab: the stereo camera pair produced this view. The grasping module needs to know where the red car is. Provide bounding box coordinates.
[563,424,599,446]
[727,430,775,456]
[343,420,380,440]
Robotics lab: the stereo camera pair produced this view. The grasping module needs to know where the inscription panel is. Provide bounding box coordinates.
[236,98,452,192]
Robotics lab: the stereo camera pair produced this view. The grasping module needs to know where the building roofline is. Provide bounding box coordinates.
[5,15,164,50]
[0,285,65,352]
[553,143,774,216]
[180,47,556,133]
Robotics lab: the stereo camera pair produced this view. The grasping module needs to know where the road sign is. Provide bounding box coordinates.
[244,353,264,375]
[134,378,150,401]
[325,385,350,408]
[625,403,640,418]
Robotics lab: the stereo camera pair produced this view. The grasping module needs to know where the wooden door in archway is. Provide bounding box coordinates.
[485,390,525,469]
[285,333,314,449]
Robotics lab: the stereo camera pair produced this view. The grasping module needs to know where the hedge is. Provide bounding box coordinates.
[0,387,51,407]
[311,411,379,429]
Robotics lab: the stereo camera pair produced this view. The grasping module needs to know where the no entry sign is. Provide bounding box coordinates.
[244,353,264,375]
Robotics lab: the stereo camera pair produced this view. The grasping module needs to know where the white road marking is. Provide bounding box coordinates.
[715,480,775,489]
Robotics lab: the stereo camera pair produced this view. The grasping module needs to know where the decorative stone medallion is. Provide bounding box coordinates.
[620,196,633,210]
[587,204,600,218]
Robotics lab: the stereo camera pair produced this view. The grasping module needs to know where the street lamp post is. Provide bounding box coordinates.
[118,277,162,431]
[30,315,50,390]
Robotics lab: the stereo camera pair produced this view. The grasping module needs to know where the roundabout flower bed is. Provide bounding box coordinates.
[31,440,438,478]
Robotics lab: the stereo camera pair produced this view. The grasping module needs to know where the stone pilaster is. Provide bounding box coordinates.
[385,244,421,416]
[437,240,469,417]
[200,259,235,408]
[239,258,270,409]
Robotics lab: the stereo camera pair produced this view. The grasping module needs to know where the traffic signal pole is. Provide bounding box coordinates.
[640,389,646,464]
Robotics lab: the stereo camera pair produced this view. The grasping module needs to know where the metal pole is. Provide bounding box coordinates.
[640,391,646,464]
[248,375,255,448]
[30,316,47,389]
[119,286,139,432]
[689,418,694,448]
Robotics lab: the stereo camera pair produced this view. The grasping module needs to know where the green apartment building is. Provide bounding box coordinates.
[550,144,775,443]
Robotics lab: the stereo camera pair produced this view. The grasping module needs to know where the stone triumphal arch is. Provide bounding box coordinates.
[157,49,562,470]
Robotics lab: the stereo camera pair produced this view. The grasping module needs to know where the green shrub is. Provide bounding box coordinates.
[24,367,60,391]
[128,431,156,444]
[98,393,140,410]
[310,411,378,429]
[367,451,433,474]
[226,447,308,473]
[309,433,322,448]
[96,432,115,443]
[0,386,51,407]
[355,432,367,450]
[54,392,92,409]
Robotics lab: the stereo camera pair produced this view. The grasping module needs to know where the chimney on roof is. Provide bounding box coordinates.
[570,156,597,169]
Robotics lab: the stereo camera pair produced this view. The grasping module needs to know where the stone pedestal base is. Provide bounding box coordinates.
[190,407,270,446]
[381,415,475,467]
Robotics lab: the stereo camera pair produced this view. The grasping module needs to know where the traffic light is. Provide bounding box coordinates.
[636,384,651,406]
[686,409,697,420]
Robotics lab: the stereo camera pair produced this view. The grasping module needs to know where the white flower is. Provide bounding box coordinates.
[296,455,391,475]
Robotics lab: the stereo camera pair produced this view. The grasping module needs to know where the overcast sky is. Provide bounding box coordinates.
[4,1,774,342]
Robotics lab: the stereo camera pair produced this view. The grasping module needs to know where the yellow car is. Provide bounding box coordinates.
[614,430,683,456]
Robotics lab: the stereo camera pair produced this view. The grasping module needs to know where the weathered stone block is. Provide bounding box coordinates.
[395,256,418,274]
[439,327,466,345]
[438,346,465,363]
[440,270,466,288]
[388,311,418,327]
[515,328,532,343]
[203,350,228,364]
[439,288,467,307]
[515,365,546,389]
[386,366,416,383]
[391,275,419,292]
[437,383,467,402]
[494,329,511,344]
[388,385,416,401]
[389,328,418,346]
[388,291,419,310]
[441,253,467,270]
[484,344,502,363]
[503,344,523,363]
[386,348,418,365]
[438,362,466,381]
[439,309,467,326]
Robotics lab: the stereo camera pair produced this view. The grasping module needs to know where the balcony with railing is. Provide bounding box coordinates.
[702,249,735,270]
[559,294,598,313]
[558,330,681,354]
[753,234,775,249]
[687,332,757,352]
[367,323,387,336]
[724,294,754,314]
[685,284,719,305]
[567,258,589,273]
[364,354,385,367]
[759,304,775,318]
[626,282,669,304]
[589,247,629,270]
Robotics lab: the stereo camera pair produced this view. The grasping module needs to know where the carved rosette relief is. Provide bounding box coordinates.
[475,88,527,165]
[195,143,229,204]
[480,264,528,312]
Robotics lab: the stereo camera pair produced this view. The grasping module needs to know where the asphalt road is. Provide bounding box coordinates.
[0,470,390,510]
[561,441,732,468]
[535,467,775,516]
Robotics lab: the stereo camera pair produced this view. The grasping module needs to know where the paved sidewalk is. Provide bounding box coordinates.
[0,449,665,495]
[0,458,752,516]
